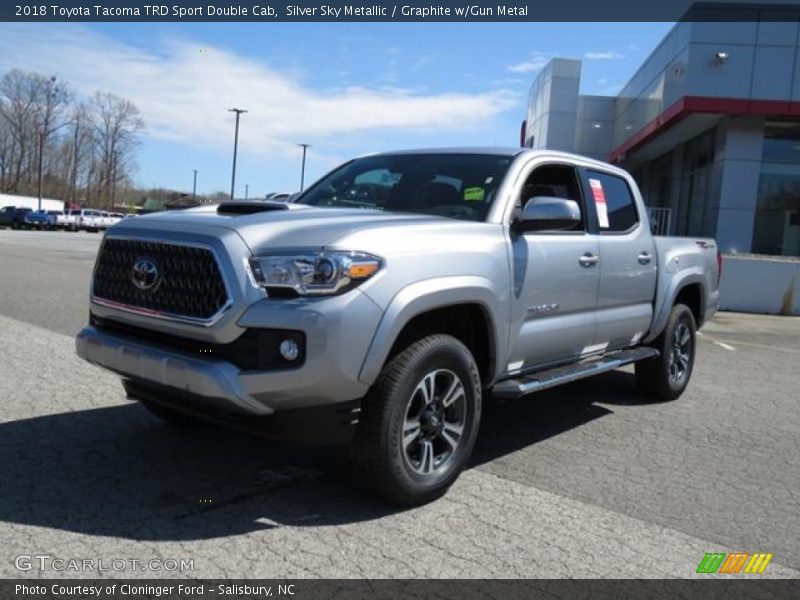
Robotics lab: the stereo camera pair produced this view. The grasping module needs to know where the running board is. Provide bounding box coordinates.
[492,347,659,399]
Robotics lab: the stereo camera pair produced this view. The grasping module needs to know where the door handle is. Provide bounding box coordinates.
[579,253,599,267]
[638,252,652,265]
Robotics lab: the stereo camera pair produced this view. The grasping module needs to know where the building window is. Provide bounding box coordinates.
[762,121,800,164]
[676,128,716,238]
[753,121,800,256]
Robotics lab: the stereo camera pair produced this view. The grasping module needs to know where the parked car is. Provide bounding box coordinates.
[62,208,103,232]
[55,211,72,229]
[61,209,80,231]
[100,211,123,229]
[76,148,721,505]
[264,192,293,202]
[0,206,32,229]
[45,210,64,229]
[23,210,51,229]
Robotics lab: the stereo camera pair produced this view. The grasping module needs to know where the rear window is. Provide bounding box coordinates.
[584,170,639,232]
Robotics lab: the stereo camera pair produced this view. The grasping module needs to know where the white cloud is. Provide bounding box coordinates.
[0,25,517,158]
[584,51,623,60]
[506,53,549,74]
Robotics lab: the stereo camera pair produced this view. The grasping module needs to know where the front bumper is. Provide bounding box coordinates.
[76,325,268,414]
[77,286,384,417]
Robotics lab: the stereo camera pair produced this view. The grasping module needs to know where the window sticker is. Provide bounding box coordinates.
[463,186,485,202]
[589,178,609,228]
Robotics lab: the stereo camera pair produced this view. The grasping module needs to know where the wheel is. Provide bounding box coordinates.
[635,303,696,401]
[350,334,482,505]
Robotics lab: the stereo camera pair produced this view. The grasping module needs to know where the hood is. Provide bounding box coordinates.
[109,205,460,254]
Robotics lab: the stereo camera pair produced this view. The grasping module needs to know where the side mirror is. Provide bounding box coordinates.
[514,196,581,232]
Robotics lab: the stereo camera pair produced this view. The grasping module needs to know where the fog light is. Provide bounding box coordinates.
[279,339,300,361]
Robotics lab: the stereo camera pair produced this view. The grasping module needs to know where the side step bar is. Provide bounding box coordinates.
[492,346,659,399]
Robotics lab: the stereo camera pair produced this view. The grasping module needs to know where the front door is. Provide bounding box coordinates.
[507,163,600,372]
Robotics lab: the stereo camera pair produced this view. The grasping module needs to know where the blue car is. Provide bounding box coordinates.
[23,210,51,229]
[0,206,32,229]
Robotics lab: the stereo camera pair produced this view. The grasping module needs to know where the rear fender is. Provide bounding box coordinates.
[645,268,705,344]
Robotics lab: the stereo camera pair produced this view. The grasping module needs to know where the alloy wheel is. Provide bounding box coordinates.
[402,368,467,475]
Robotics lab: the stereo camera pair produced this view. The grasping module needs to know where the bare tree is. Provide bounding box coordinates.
[0,70,71,199]
[0,69,39,193]
[0,68,146,208]
[0,97,11,190]
[88,92,144,208]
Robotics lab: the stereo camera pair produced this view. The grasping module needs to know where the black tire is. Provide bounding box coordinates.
[635,303,696,401]
[350,334,482,505]
[138,398,205,427]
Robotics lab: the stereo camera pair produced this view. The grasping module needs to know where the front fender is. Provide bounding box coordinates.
[358,276,505,386]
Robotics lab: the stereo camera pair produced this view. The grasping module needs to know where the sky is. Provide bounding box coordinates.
[0,22,673,198]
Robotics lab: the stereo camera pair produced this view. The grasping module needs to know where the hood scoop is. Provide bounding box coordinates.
[217,201,290,215]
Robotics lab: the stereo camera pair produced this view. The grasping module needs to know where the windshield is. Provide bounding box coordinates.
[296,153,513,222]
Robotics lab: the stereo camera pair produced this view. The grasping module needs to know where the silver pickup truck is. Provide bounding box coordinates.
[76,148,720,504]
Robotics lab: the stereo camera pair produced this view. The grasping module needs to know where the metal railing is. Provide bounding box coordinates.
[647,207,672,236]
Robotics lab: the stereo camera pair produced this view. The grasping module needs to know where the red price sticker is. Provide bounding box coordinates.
[589,178,609,228]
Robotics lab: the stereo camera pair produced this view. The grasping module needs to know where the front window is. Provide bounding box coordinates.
[296,153,514,222]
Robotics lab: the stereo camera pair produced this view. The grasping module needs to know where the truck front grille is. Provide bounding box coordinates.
[92,238,229,321]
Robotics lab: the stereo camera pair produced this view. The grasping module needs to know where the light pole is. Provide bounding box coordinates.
[37,76,59,212]
[228,108,247,199]
[298,143,311,192]
[192,169,198,203]
[37,131,45,211]
[111,149,118,210]
[245,184,249,200]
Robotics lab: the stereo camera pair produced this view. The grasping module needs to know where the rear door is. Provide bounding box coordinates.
[579,168,657,351]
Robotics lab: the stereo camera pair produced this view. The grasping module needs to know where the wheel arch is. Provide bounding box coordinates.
[645,271,706,344]
[359,277,504,388]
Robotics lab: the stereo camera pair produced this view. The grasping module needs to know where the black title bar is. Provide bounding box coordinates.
[2,1,800,22]
[4,580,800,600]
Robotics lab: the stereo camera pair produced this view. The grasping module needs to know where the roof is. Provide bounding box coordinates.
[368,147,528,157]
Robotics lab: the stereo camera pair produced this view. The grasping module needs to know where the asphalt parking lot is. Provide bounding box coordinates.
[0,228,799,579]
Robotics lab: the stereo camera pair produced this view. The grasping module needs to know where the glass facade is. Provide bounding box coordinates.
[676,129,717,238]
[753,121,800,256]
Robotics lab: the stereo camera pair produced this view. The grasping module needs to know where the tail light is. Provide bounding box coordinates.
[717,250,723,284]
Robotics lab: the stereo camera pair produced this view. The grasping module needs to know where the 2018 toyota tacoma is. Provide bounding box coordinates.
[76,148,721,504]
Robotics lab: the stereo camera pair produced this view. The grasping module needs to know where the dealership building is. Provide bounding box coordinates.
[522,7,800,257]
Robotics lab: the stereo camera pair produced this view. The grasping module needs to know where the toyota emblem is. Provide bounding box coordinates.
[131,257,160,291]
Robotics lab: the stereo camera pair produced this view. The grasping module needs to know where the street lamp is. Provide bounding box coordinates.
[37,76,63,212]
[228,108,247,199]
[298,143,311,192]
[192,169,198,203]
[245,184,249,200]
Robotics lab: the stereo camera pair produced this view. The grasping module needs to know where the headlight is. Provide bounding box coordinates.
[248,250,382,296]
